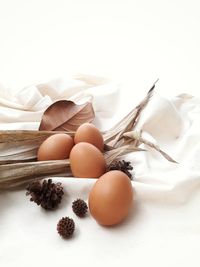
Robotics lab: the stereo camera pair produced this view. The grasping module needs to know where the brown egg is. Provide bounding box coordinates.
[69,142,106,178]
[74,123,104,152]
[89,170,133,226]
[37,133,74,161]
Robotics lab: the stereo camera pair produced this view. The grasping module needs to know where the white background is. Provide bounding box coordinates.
[0,0,200,97]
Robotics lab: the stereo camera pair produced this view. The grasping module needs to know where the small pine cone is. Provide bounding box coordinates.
[72,199,88,217]
[107,160,133,180]
[26,179,64,210]
[57,217,75,238]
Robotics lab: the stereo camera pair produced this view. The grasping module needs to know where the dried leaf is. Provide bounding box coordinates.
[104,145,145,166]
[103,80,156,146]
[123,131,178,163]
[0,130,74,143]
[0,130,75,164]
[39,100,95,131]
[0,160,71,189]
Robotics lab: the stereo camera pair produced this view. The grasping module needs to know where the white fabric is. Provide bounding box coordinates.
[0,75,200,267]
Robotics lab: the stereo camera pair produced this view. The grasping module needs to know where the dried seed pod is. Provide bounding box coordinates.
[57,217,75,238]
[107,160,134,180]
[72,199,88,217]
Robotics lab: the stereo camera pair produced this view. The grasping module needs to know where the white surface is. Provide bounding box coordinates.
[1,76,200,267]
[0,1,200,266]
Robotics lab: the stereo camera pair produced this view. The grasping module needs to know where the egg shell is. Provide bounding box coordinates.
[74,123,104,152]
[69,142,106,178]
[37,133,74,161]
[89,170,133,226]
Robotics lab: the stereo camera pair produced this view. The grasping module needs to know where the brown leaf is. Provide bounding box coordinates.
[39,100,95,131]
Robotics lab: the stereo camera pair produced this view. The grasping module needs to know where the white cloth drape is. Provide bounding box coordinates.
[0,75,200,267]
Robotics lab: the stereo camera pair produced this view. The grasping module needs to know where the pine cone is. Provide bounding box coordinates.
[57,217,75,238]
[107,160,133,180]
[26,179,64,210]
[72,199,88,217]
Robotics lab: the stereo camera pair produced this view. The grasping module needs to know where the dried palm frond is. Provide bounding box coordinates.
[0,80,176,189]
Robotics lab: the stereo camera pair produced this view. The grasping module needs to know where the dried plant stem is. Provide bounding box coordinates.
[0,160,71,189]
[0,145,142,189]
[0,130,75,164]
[104,146,145,166]
[123,131,177,163]
[0,130,74,143]
[103,80,156,146]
